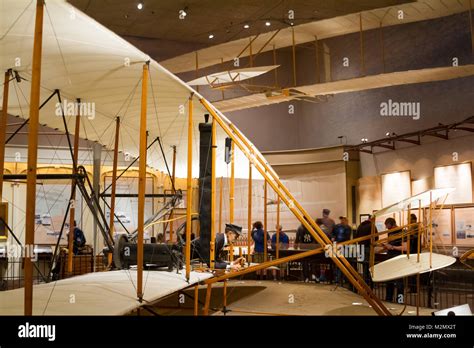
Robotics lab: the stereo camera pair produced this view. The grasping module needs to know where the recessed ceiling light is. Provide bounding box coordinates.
[265,21,271,26]
[208,34,214,39]
[137,2,143,10]
[244,24,250,29]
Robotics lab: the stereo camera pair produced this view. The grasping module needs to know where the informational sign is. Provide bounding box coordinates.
[434,163,472,204]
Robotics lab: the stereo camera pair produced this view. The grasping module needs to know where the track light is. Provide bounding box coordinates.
[385,132,391,137]
[244,24,250,29]
[137,2,143,10]
[208,34,214,39]
[361,138,368,143]
[265,21,271,27]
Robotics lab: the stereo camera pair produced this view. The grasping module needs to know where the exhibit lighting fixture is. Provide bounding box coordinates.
[385,132,391,137]
[265,21,271,26]
[244,24,250,29]
[209,34,214,39]
[137,2,143,10]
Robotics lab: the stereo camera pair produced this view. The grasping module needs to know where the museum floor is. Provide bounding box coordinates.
[144,280,434,316]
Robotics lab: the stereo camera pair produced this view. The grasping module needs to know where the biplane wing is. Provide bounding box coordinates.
[0,0,252,178]
[0,270,212,315]
[186,65,279,86]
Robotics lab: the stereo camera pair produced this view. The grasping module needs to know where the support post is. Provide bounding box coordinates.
[263,177,267,262]
[169,145,177,242]
[218,176,223,234]
[247,162,252,264]
[223,280,228,314]
[24,0,44,316]
[107,117,120,266]
[67,101,81,273]
[203,283,212,316]
[276,195,280,260]
[210,117,217,269]
[229,141,235,223]
[194,284,199,316]
[185,95,194,280]
[0,70,12,201]
[137,63,149,301]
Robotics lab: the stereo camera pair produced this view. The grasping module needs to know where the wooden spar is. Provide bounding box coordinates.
[185,94,194,280]
[0,70,11,201]
[137,63,149,301]
[218,176,223,234]
[292,27,297,86]
[169,145,177,242]
[263,176,267,262]
[210,117,217,269]
[276,195,280,260]
[203,283,212,315]
[247,161,252,264]
[107,116,120,266]
[194,284,199,316]
[24,0,44,316]
[199,99,391,316]
[67,100,81,273]
[229,141,235,223]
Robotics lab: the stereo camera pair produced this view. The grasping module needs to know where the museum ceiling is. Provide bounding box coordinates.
[67,0,414,45]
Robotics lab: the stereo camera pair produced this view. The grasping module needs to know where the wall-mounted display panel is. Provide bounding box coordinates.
[434,162,472,204]
[381,171,411,208]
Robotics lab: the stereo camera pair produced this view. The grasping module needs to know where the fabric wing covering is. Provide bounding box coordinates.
[0,0,252,178]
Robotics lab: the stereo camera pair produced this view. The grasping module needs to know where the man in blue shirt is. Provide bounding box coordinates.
[271,224,289,250]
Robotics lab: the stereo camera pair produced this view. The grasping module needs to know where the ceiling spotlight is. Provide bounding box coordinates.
[265,21,271,26]
[208,34,214,39]
[137,2,143,10]
[244,24,250,29]
[385,132,391,137]
[361,138,368,143]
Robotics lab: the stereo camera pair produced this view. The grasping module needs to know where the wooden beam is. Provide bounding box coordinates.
[169,145,177,242]
[199,99,391,316]
[247,161,252,264]
[229,141,235,223]
[137,63,149,301]
[185,94,194,280]
[24,0,44,316]
[194,284,199,316]
[276,195,280,260]
[210,117,217,269]
[263,176,267,262]
[218,176,223,234]
[203,283,212,316]
[67,100,81,273]
[0,70,12,201]
[107,116,120,266]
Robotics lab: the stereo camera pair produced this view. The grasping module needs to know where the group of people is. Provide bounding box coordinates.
[190,208,420,303]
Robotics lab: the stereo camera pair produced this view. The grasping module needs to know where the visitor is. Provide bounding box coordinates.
[331,216,352,284]
[320,208,335,238]
[383,217,406,303]
[271,224,289,280]
[251,221,270,263]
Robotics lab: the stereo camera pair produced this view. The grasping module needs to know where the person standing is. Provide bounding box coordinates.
[320,208,335,238]
[251,221,270,263]
[383,218,406,302]
[271,225,289,280]
[331,216,352,284]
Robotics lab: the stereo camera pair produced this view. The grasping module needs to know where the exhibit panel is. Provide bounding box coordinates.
[434,162,473,204]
